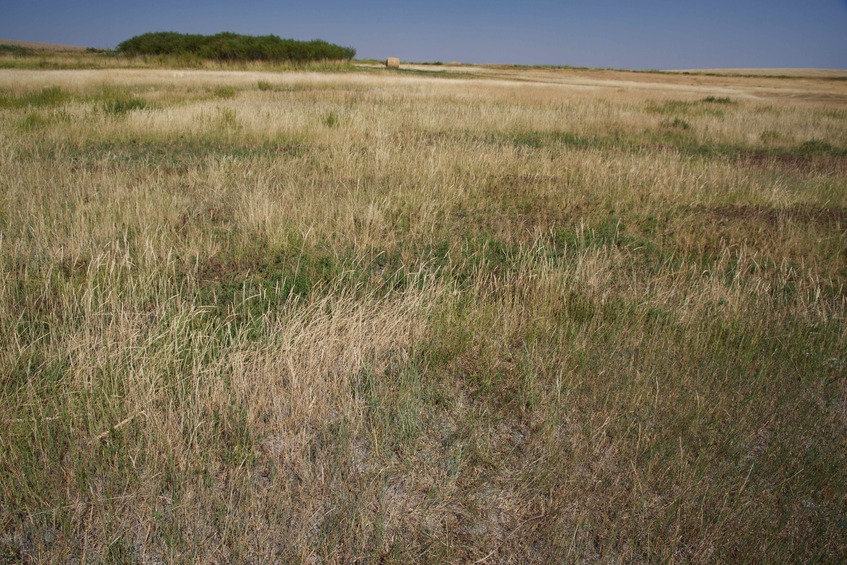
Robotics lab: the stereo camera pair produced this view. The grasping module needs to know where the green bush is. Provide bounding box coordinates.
[117,32,356,63]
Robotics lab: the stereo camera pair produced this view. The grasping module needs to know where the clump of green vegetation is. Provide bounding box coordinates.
[702,95,734,104]
[499,130,599,150]
[661,116,691,130]
[647,97,735,117]
[213,107,239,132]
[647,99,699,114]
[116,32,356,62]
[797,139,846,157]
[18,112,50,131]
[257,80,273,91]
[323,109,341,128]
[212,85,237,99]
[28,86,70,106]
[0,86,71,109]
[760,130,782,143]
[102,96,147,114]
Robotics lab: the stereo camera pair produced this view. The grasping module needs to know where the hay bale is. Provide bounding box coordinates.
[385,57,400,69]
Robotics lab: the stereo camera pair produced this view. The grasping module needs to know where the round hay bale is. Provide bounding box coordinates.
[385,57,400,69]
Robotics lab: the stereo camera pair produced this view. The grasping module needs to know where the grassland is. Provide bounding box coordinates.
[1,62,846,562]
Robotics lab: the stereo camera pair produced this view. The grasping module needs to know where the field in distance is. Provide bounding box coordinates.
[1,64,845,562]
[669,67,847,78]
[0,38,88,51]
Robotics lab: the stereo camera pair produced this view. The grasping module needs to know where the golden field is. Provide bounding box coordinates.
[1,61,846,562]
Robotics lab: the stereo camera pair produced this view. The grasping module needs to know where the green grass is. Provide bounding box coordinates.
[0,85,71,108]
[211,85,237,99]
[702,95,735,104]
[102,96,148,114]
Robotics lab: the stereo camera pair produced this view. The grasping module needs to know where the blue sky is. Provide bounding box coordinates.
[1,0,845,69]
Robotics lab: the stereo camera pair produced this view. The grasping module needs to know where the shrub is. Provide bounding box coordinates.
[662,117,691,130]
[117,32,356,63]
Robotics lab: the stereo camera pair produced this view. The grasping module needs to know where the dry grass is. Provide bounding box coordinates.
[1,64,846,562]
[0,39,88,52]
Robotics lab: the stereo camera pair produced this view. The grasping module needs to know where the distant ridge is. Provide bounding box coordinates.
[0,39,88,51]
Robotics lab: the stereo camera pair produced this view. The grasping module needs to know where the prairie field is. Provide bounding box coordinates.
[1,63,846,562]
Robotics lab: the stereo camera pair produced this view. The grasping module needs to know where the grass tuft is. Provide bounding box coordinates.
[102,96,148,114]
[212,85,237,99]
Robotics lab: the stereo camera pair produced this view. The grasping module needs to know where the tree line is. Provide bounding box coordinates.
[117,32,356,62]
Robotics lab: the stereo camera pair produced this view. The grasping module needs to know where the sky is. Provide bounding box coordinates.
[1,0,846,70]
